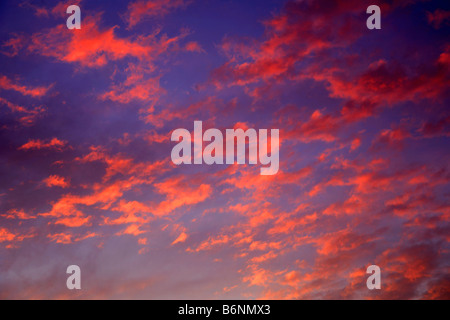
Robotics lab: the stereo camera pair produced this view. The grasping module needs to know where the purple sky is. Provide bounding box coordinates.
[0,0,449,299]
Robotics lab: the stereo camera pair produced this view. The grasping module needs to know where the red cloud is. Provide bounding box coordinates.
[423,278,450,299]
[373,244,444,299]
[0,74,51,97]
[329,57,449,106]
[284,109,341,143]
[0,97,46,126]
[314,229,378,256]
[124,0,189,28]
[185,41,204,53]
[101,75,163,104]
[18,138,68,151]
[1,34,25,57]
[426,9,450,29]
[27,14,193,106]
[419,116,450,138]
[211,0,364,88]
[29,15,187,68]
[0,0,448,300]
[372,127,411,150]
[30,16,147,67]
[210,1,449,153]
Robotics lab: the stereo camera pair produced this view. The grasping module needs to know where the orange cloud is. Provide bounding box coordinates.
[138,238,147,245]
[2,209,36,220]
[104,200,152,236]
[154,176,212,215]
[249,251,278,263]
[282,270,302,287]
[314,229,378,256]
[39,147,168,232]
[172,232,188,245]
[0,228,35,248]
[47,233,73,244]
[268,212,317,235]
[117,224,147,236]
[43,175,70,188]
[0,228,17,242]
[54,212,92,228]
[243,266,272,287]
[191,234,232,252]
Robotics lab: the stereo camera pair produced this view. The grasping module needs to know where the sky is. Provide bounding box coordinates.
[0,0,449,299]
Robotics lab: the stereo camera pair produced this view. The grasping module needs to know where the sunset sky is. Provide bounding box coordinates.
[0,0,449,299]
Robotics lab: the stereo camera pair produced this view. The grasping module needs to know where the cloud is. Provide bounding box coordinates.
[47,232,73,244]
[426,9,450,29]
[314,229,378,256]
[0,227,35,248]
[26,12,195,108]
[1,34,25,57]
[243,266,272,287]
[154,175,212,216]
[31,146,169,235]
[124,0,189,28]
[371,127,411,150]
[185,41,204,53]
[101,74,163,104]
[268,210,317,235]
[0,228,18,242]
[2,209,36,220]
[210,0,371,89]
[172,231,188,245]
[43,175,70,188]
[18,138,68,151]
[418,116,450,138]
[103,200,152,236]
[373,244,445,299]
[28,14,188,69]
[29,16,148,67]
[19,1,46,17]
[0,75,51,97]
[0,97,46,126]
